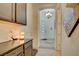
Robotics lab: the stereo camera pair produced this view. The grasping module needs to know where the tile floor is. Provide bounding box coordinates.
[36,39,55,56]
[36,48,55,56]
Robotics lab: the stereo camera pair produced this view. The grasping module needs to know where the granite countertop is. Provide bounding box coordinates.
[0,39,32,56]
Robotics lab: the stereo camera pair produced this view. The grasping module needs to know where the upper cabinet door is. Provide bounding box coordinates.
[16,3,26,25]
[0,3,12,21]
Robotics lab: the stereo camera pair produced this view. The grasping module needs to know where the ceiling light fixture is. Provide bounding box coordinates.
[45,11,53,19]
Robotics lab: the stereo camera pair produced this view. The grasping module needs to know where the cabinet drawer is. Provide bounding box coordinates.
[5,45,23,56]
[25,41,32,48]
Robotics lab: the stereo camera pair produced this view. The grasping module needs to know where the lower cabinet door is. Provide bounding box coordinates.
[17,52,24,56]
[25,45,32,56]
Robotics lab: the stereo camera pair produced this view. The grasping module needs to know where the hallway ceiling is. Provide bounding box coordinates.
[66,3,79,8]
[32,3,57,9]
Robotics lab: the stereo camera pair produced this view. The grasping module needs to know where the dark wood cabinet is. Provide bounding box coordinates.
[24,46,32,56]
[24,40,32,56]
[0,40,33,56]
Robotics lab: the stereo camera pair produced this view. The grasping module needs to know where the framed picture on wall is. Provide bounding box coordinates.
[62,8,78,37]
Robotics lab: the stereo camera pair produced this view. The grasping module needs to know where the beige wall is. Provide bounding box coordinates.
[62,23,79,56]
[26,3,41,49]
[61,4,79,56]
[32,4,39,49]
[25,3,33,34]
[0,20,25,43]
[54,4,62,55]
[25,4,38,49]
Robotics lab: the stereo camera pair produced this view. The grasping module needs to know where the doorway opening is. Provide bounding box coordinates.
[37,8,56,56]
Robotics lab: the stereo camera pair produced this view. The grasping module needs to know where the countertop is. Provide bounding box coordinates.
[0,39,32,56]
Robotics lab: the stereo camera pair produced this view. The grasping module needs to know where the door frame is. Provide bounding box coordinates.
[37,7,57,50]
